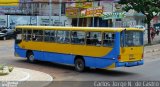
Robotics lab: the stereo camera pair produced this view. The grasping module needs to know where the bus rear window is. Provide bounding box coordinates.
[121,31,143,47]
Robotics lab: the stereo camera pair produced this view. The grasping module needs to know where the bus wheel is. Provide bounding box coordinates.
[75,58,85,72]
[3,37,6,40]
[27,52,35,63]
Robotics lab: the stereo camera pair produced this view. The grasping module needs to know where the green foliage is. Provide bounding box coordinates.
[118,0,160,22]
[8,66,14,72]
[118,0,160,44]
[0,64,14,76]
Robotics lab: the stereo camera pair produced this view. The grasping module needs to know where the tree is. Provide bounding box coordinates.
[118,0,160,44]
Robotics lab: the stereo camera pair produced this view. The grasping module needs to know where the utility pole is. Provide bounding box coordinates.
[92,0,95,27]
[49,0,52,26]
[59,0,62,26]
[7,15,9,28]
[77,8,80,27]
[112,2,115,27]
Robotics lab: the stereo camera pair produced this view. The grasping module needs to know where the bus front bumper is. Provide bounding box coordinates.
[116,60,144,67]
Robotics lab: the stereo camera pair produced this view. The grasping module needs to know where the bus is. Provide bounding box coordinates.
[14,26,144,72]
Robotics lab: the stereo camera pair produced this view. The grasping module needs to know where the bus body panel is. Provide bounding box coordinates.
[119,47,144,62]
[102,32,120,60]
[15,46,117,68]
[15,47,27,58]
[15,44,27,58]
[84,57,116,68]
[18,41,113,58]
[43,51,74,64]
[116,60,144,67]
[33,51,44,61]
[15,26,144,32]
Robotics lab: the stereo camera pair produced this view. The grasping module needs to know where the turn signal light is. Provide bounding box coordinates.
[142,54,144,59]
[118,55,121,61]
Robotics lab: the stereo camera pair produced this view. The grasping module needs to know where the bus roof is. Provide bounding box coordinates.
[16,26,144,32]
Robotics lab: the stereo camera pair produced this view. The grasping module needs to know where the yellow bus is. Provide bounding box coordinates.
[15,26,144,72]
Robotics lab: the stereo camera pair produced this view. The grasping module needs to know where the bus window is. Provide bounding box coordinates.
[23,29,32,41]
[56,31,70,43]
[27,30,32,41]
[103,33,115,47]
[22,29,27,40]
[50,30,55,42]
[15,29,22,44]
[32,30,43,41]
[86,32,102,46]
[123,31,143,47]
[71,31,85,44]
[44,30,50,42]
[16,29,22,40]
[44,30,55,42]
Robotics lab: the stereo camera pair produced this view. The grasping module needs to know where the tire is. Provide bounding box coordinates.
[27,52,35,63]
[3,37,6,40]
[75,58,85,72]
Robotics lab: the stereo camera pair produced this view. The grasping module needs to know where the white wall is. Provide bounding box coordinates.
[1,15,72,28]
[40,3,60,16]
[100,1,113,12]
[122,17,137,27]
[38,16,72,26]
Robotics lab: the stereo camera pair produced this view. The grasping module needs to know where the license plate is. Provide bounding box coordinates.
[129,54,135,60]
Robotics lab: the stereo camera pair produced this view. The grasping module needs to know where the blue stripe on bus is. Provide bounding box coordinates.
[84,57,116,68]
[15,48,27,58]
[35,50,116,68]
[42,51,74,64]
[15,47,117,68]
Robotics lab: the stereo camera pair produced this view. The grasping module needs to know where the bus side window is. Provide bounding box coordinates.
[103,32,115,47]
[44,30,50,42]
[32,30,38,41]
[44,30,55,42]
[32,30,43,41]
[56,31,70,43]
[71,31,85,44]
[38,30,44,41]
[16,29,22,40]
[50,30,55,42]
[15,29,22,44]
[86,32,102,46]
[26,29,32,41]
[22,29,27,40]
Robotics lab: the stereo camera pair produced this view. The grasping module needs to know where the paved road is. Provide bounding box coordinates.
[0,40,160,82]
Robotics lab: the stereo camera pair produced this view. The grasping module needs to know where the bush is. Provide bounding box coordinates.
[0,64,14,76]
[9,66,14,72]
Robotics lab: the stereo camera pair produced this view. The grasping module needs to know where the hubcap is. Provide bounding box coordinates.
[3,37,6,40]
[29,55,34,62]
[76,60,83,71]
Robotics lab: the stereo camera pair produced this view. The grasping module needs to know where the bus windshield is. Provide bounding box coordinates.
[121,31,143,47]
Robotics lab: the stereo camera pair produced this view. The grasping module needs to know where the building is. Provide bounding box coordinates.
[0,0,72,27]
[65,0,116,27]
[0,0,159,28]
